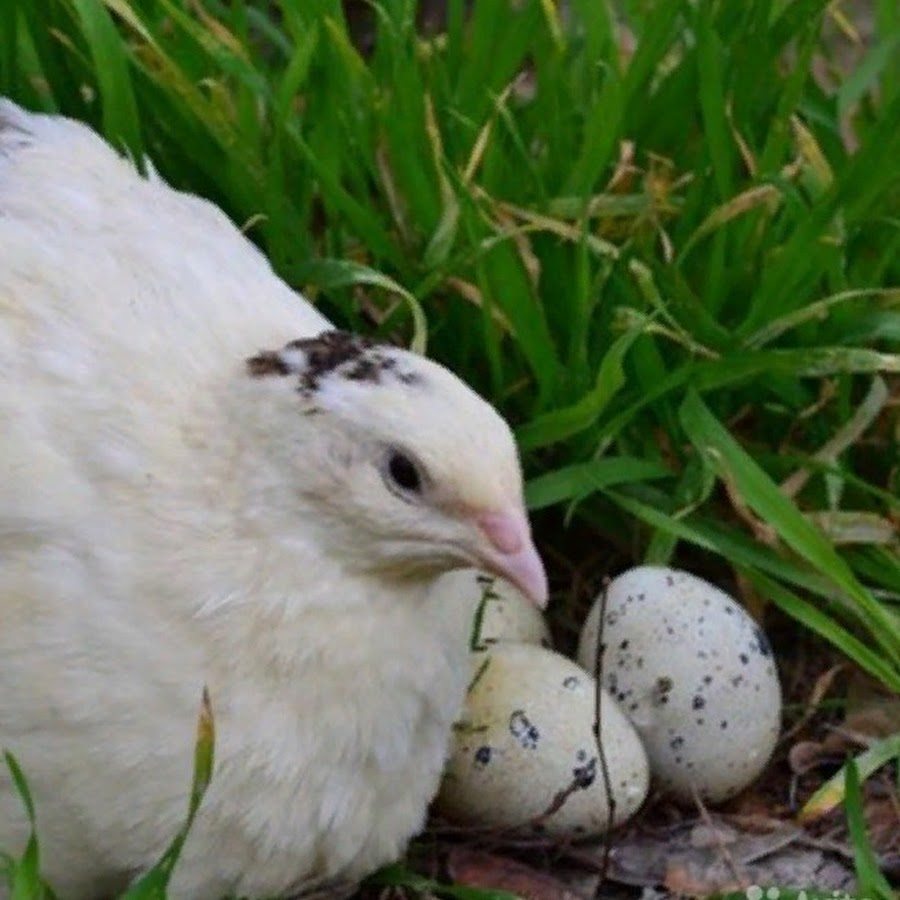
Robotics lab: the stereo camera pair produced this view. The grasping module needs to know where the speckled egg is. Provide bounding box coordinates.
[436,643,649,836]
[577,566,782,804]
[431,568,552,650]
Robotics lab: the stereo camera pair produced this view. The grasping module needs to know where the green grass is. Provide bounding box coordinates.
[0,753,56,900]
[0,0,898,892]
[5,0,900,661]
[6,0,896,687]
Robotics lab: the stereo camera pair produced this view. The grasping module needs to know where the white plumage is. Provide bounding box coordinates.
[0,101,546,899]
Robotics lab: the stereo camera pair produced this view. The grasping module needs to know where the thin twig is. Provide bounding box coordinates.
[591,578,615,897]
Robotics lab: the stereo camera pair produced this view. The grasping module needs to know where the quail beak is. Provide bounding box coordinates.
[475,508,548,608]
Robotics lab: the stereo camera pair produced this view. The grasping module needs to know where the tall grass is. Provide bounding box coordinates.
[2,0,898,688]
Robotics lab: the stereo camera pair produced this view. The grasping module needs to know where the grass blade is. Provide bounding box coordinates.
[679,390,900,669]
[69,0,142,156]
[799,733,900,826]
[839,756,896,900]
[120,689,215,898]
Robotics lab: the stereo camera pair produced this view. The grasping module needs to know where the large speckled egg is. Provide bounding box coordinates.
[431,568,552,650]
[577,566,782,804]
[436,643,649,836]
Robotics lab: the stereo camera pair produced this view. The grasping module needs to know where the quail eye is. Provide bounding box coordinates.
[384,449,423,496]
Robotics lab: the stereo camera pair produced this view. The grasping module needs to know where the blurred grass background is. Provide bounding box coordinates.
[1,0,898,691]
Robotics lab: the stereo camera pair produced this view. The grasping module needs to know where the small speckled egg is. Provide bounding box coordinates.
[431,568,552,650]
[577,566,782,804]
[436,643,649,836]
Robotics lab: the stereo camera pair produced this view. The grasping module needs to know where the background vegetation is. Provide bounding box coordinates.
[1,0,898,893]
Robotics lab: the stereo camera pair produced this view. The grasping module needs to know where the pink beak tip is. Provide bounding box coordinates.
[477,509,549,609]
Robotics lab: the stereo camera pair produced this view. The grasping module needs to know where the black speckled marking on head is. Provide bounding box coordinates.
[247,330,423,394]
[562,676,581,689]
[342,356,380,383]
[692,695,706,710]
[286,330,375,375]
[246,350,292,377]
